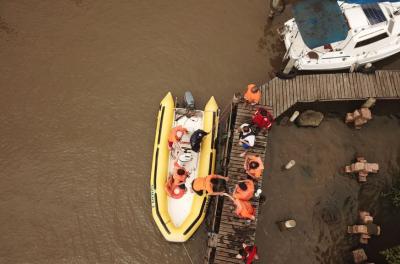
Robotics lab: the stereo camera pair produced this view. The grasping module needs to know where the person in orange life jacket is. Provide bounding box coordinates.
[235,243,259,264]
[165,176,186,199]
[192,174,228,196]
[243,84,261,106]
[223,193,255,220]
[238,123,255,158]
[172,167,189,185]
[167,125,188,150]
[244,154,264,181]
[251,107,273,135]
[233,180,254,201]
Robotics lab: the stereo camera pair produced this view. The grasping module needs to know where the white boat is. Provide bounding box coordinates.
[279,0,400,73]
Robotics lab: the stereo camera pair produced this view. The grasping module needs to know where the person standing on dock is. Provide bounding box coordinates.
[243,84,261,106]
[238,123,256,157]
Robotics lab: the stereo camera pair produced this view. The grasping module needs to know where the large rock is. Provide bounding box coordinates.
[297,110,324,127]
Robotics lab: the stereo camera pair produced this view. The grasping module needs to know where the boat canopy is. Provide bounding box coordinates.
[293,0,349,49]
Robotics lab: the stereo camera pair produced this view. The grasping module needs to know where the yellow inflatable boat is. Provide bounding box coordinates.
[150,93,219,242]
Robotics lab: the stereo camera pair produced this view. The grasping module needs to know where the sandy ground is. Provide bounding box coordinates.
[256,101,400,264]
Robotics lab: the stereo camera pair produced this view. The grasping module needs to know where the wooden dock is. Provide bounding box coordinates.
[260,70,400,118]
[205,102,272,264]
[204,70,400,264]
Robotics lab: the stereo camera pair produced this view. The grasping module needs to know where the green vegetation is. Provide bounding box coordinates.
[381,245,400,264]
[382,180,400,208]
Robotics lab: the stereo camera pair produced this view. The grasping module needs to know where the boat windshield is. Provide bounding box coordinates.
[293,0,349,49]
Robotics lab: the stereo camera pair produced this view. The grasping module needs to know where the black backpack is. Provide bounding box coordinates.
[190,129,208,152]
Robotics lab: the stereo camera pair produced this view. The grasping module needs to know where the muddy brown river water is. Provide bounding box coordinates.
[1,1,400,264]
[0,1,278,263]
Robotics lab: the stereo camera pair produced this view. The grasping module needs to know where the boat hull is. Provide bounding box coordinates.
[150,93,219,242]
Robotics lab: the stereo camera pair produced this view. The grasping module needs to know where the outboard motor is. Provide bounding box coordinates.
[190,129,208,153]
[183,91,195,110]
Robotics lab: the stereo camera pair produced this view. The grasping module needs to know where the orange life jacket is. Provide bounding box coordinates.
[234,199,255,219]
[165,177,185,199]
[192,175,218,194]
[168,125,188,144]
[233,180,254,201]
[172,167,188,184]
[245,155,264,180]
[243,84,261,104]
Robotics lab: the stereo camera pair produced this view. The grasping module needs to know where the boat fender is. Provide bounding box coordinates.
[357,63,376,74]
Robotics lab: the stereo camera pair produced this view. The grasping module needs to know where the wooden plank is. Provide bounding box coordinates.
[329,73,336,99]
[348,73,357,98]
[355,73,364,98]
[299,74,305,102]
[301,75,307,101]
[267,82,273,106]
[342,73,349,99]
[280,79,285,116]
[293,77,299,105]
[369,73,378,97]
[303,74,309,101]
[388,71,398,96]
[319,74,326,100]
[363,73,373,98]
[377,71,388,97]
[388,71,397,97]
[281,80,288,115]
[359,73,368,98]
[315,74,321,100]
[306,74,311,101]
[392,71,400,96]
[276,79,282,117]
[333,73,340,99]
[271,78,277,115]
[379,71,391,97]
[275,78,280,116]
[345,73,353,98]
[366,73,375,98]
[287,78,294,109]
[310,74,317,101]
[365,73,374,98]
[324,74,330,100]
[337,73,344,99]
[384,71,395,97]
[336,73,344,99]
[287,79,293,111]
[334,73,341,99]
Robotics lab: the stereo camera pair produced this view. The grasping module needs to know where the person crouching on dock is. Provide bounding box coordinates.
[238,123,256,157]
[244,154,264,181]
[243,84,261,106]
[224,193,255,221]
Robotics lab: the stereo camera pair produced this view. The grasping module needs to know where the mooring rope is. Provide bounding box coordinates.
[183,243,194,264]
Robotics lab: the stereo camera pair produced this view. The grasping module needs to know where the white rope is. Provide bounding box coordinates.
[183,243,195,264]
